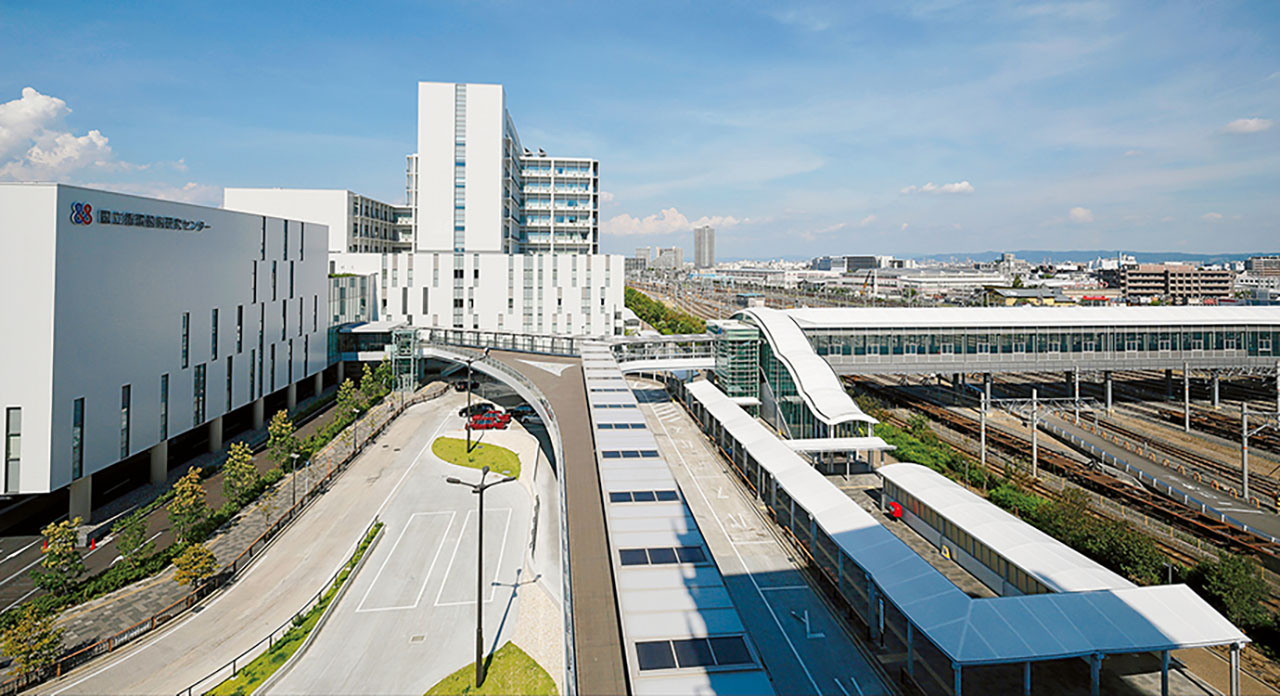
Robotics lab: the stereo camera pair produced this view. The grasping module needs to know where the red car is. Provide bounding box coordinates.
[468,412,510,430]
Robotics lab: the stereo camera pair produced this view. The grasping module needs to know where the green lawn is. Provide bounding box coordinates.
[206,523,382,696]
[432,437,521,478]
[424,641,556,696]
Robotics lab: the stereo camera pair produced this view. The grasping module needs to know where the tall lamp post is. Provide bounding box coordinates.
[352,407,360,454]
[446,465,515,688]
[464,348,491,454]
[288,452,299,509]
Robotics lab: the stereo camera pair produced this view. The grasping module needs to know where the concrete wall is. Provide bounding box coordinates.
[0,183,329,494]
[223,188,350,255]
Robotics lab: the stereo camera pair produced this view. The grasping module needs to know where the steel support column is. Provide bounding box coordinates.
[1090,653,1102,696]
[1231,642,1241,696]
[1212,371,1220,409]
[906,622,915,680]
[1105,371,1113,412]
[1024,662,1032,696]
[1183,362,1190,433]
[1161,650,1170,696]
[953,663,962,696]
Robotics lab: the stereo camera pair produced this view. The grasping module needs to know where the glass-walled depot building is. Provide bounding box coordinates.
[786,306,1280,372]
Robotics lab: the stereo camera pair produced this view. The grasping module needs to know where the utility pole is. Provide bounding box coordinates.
[1031,388,1039,478]
[979,392,987,488]
[446,466,516,688]
[1243,403,1250,502]
[289,452,299,508]
[465,348,491,454]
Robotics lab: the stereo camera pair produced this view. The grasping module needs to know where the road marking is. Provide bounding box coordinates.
[356,511,455,613]
[0,587,37,614]
[47,400,454,695]
[111,531,164,566]
[3,538,39,562]
[435,508,513,606]
[760,585,810,591]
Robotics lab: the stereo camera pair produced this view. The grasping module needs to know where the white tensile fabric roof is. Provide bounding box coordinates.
[785,305,1280,330]
[734,307,876,426]
[684,380,1248,666]
[879,463,1133,593]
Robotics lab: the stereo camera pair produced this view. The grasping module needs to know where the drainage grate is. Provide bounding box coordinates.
[410,635,425,643]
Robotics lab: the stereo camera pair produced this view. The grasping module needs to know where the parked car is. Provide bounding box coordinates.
[471,411,510,425]
[468,415,508,430]
[452,380,481,392]
[459,402,495,418]
[517,413,543,426]
[509,404,535,416]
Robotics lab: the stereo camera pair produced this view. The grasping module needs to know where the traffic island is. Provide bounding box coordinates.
[432,437,521,478]
[424,641,556,696]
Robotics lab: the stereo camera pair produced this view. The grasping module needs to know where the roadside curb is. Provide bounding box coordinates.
[252,522,385,696]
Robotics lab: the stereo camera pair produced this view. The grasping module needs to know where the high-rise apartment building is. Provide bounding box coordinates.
[1246,256,1280,276]
[653,247,684,270]
[694,225,715,268]
[227,81,623,336]
[1120,264,1234,301]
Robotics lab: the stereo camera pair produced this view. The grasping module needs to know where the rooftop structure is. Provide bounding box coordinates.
[677,379,1248,696]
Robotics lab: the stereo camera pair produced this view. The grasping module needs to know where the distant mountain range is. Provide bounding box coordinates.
[724,250,1276,264]
[910,250,1276,264]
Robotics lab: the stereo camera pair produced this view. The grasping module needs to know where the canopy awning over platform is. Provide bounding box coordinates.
[784,437,894,453]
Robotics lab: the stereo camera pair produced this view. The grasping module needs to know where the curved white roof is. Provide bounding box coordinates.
[735,307,875,426]
[786,305,1280,330]
[683,379,1248,666]
[879,463,1133,593]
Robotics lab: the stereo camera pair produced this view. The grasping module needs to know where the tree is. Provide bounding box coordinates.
[1012,274,1025,288]
[374,357,394,393]
[168,467,210,545]
[221,441,260,507]
[266,410,299,471]
[31,517,84,595]
[360,363,381,405]
[258,482,281,534]
[113,509,154,569]
[1194,552,1271,628]
[172,543,218,587]
[1,605,63,675]
[336,378,364,419]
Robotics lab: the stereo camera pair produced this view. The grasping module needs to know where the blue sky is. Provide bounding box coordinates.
[1,1,1277,258]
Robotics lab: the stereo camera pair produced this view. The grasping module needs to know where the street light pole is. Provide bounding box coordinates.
[352,407,361,455]
[289,452,299,509]
[445,465,515,688]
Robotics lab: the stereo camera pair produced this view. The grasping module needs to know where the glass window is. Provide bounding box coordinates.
[160,373,169,439]
[708,636,753,666]
[181,312,190,368]
[5,407,20,493]
[609,491,631,503]
[676,546,706,563]
[655,490,679,502]
[211,308,219,360]
[72,397,84,479]
[120,384,130,458]
[236,305,244,354]
[635,641,677,671]
[619,549,648,566]
[647,548,678,564]
[631,491,656,502]
[672,639,715,668]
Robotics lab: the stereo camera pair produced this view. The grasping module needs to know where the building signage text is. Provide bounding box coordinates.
[72,202,208,231]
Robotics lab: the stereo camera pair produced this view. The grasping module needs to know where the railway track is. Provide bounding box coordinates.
[854,378,1280,565]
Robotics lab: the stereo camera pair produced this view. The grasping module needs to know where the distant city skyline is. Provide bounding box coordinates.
[0,2,1275,256]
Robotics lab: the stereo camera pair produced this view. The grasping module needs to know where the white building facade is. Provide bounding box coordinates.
[694,225,714,268]
[227,81,623,336]
[0,184,328,512]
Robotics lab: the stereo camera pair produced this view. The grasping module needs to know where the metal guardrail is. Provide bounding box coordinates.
[174,517,383,696]
[1041,419,1280,545]
[420,327,581,357]
[0,383,448,696]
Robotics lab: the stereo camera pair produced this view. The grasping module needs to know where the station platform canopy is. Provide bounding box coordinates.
[785,305,1280,330]
[784,437,894,453]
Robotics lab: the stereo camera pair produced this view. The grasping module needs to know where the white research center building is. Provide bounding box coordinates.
[226,81,624,337]
[0,184,329,515]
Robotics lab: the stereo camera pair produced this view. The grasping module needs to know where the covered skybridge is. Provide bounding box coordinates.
[677,378,1249,696]
[782,305,1280,376]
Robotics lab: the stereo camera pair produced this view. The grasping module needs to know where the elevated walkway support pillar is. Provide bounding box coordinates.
[252,397,264,430]
[337,360,346,385]
[148,441,168,484]
[313,370,323,396]
[287,382,297,411]
[69,475,91,522]
[208,416,223,453]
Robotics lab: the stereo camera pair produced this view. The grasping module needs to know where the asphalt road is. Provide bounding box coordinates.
[37,394,462,696]
[266,407,535,695]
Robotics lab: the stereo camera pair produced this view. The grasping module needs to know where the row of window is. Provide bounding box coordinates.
[601,449,660,459]
[593,403,636,409]
[609,490,680,503]
[619,545,708,566]
[808,327,1280,358]
[590,387,629,393]
[597,422,647,430]
[884,482,1049,596]
[181,299,317,369]
[634,636,754,672]
[258,218,305,263]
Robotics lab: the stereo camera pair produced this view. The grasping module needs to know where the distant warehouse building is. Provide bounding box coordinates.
[1120,264,1233,302]
[0,184,329,518]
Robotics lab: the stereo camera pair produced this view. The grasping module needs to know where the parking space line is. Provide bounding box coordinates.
[356,511,454,613]
[434,508,513,607]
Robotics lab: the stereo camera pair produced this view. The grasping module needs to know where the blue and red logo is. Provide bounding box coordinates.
[69,202,93,225]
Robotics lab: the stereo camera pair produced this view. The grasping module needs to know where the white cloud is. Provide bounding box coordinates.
[598,190,615,204]
[1224,118,1273,135]
[1123,149,1143,157]
[602,207,743,237]
[1201,212,1224,221]
[901,180,974,194]
[1068,206,1094,223]
[857,214,877,226]
[900,222,909,231]
[0,87,116,180]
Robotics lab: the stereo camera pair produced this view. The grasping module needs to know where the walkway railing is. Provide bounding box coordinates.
[420,327,581,356]
[174,517,383,696]
[0,383,448,696]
